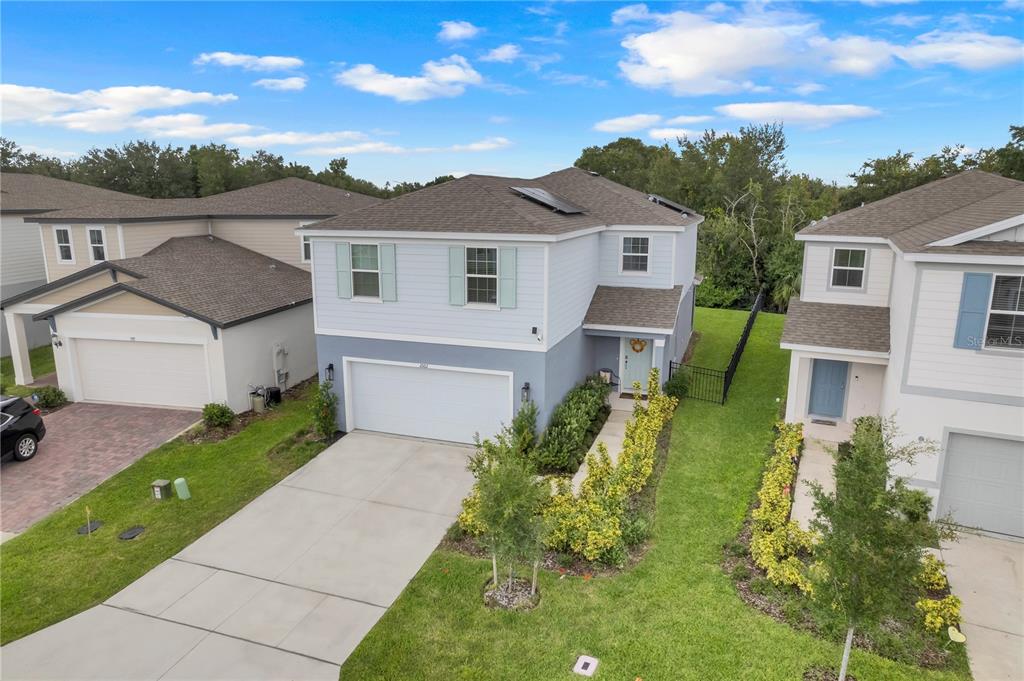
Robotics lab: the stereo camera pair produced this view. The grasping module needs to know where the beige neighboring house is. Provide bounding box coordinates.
[781,170,1024,538]
[2,177,381,410]
[0,172,141,356]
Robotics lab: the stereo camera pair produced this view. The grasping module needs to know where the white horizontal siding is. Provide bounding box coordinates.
[801,242,892,307]
[674,227,697,286]
[598,231,674,288]
[979,222,1024,242]
[906,267,1024,398]
[0,216,46,287]
[548,234,599,346]
[313,239,544,345]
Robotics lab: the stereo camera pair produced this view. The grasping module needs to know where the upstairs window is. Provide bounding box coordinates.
[301,235,312,263]
[466,247,498,305]
[54,227,74,263]
[621,237,649,272]
[87,227,107,262]
[831,248,865,288]
[986,275,1024,350]
[351,244,380,298]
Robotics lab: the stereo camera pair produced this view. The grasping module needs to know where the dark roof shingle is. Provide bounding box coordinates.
[584,285,684,330]
[782,299,890,354]
[0,172,141,213]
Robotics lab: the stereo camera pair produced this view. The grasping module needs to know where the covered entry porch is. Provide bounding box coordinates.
[783,349,888,433]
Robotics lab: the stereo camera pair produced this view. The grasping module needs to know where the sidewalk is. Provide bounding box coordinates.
[570,399,634,492]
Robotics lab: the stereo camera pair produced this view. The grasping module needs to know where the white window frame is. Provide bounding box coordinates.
[350,242,381,301]
[983,274,1024,351]
[465,246,499,308]
[829,247,867,290]
[298,220,316,263]
[87,226,107,264]
[620,236,650,275]
[53,225,75,264]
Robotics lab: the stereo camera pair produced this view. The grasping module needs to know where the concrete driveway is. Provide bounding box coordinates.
[1,432,473,680]
[942,533,1024,681]
[1,403,200,536]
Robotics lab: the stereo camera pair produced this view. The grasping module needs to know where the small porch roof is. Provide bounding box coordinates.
[781,298,890,356]
[582,285,684,335]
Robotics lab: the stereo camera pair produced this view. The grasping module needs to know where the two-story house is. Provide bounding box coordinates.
[781,170,1023,538]
[2,177,380,411]
[300,167,702,444]
[0,172,142,356]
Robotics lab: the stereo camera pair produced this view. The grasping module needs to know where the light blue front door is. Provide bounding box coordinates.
[622,337,653,394]
[809,359,848,418]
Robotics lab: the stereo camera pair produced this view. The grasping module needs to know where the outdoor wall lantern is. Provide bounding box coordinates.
[325,363,335,382]
[521,382,531,403]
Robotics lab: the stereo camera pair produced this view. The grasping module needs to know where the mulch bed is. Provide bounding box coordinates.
[483,577,540,611]
[184,378,315,444]
[803,666,858,681]
[681,331,703,364]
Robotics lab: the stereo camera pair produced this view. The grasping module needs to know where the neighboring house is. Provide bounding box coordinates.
[301,168,703,444]
[0,172,141,356]
[2,177,380,409]
[781,170,1024,538]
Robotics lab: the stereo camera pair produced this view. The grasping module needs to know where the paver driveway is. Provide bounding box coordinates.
[1,432,474,680]
[1,403,199,534]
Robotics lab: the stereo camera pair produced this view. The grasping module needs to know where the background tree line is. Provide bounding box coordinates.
[0,138,453,200]
[576,125,1023,311]
[3,126,1021,311]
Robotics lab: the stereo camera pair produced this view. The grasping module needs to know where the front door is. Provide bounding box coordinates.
[809,359,848,418]
[621,337,653,395]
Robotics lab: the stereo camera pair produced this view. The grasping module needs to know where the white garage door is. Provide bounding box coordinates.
[347,360,511,444]
[939,433,1023,538]
[75,338,209,409]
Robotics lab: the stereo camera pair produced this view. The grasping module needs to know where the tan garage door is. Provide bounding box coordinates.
[75,338,209,408]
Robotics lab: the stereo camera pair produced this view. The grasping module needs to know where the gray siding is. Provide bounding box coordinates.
[598,231,674,288]
[544,326,595,415]
[670,286,695,366]
[674,227,697,286]
[547,234,599,346]
[313,239,545,346]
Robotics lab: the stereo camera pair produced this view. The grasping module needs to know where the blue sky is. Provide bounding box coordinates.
[2,1,1022,186]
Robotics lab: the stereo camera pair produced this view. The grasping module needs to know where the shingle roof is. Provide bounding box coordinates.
[0,172,141,213]
[31,237,311,327]
[781,299,890,354]
[799,170,1024,253]
[303,167,702,235]
[583,285,684,330]
[24,177,381,222]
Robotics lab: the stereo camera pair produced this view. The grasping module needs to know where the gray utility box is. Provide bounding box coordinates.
[151,479,172,500]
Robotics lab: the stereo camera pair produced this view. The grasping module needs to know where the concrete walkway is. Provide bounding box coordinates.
[942,533,1024,681]
[791,437,836,531]
[1,431,474,680]
[570,399,634,492]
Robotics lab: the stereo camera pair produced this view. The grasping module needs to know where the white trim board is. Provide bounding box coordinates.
[927,213,1024,247]
[297,222,694,244]
[781,342,890,363]
[582,323,674,335]
[315,326,547,352]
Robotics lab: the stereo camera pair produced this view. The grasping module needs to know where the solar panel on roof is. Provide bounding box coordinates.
[509,186,584,214]
[647,194,691,214]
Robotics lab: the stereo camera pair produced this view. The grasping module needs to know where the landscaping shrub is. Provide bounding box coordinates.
[749,422,815,593]
[32,385,67,409]
[201,402,235,428]
[310,380,339,440]
[511,400,538,458]
[663,366,690,400]
[532,375,611,473]
[915,594,962,633]
[915,554,948,592]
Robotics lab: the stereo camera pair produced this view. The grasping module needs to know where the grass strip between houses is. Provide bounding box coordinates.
[1,345,57,397]
[338,309,968,681]
[0,384,326,645]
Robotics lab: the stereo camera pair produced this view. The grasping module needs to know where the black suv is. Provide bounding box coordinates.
[1,396,46,462]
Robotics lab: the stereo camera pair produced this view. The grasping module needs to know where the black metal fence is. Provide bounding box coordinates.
[669,288,766,405]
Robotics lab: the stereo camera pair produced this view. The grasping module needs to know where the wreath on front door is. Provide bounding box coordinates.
[630,338,648,353]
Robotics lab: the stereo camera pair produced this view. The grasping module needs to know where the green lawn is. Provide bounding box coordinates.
[1,344,57,397]
[687,306,750,368]
[0,386,326,644]
[339,309,966,681]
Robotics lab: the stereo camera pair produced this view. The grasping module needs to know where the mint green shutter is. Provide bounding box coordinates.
[335,242,351,299]
[380,243,397,302]
[449,246,466,305]
[954,272,992,349]
[498,247,517,309]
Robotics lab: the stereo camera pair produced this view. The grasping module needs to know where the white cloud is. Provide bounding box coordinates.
[900,30,1024,70]
[489,115,512,124]
[480,44,522,63]
[875,13,932,28]
[0,84,239,133]
[617,7,816,95]
[335,55,482,102]
[665,114,713,124]
[812,35,899,75]
[227,130,368,146]
[541,71,607,87]
[438,20,481,42]
[791,82,826,96]
[858,0,919,5]
[716,101,880,128]
[594,113,662,132]
[194,51,303,71]
[526,4,556,17]
[133,113,256,138]
[253,76,308,91]
[21,144,79,159]
[648,127,696,139]
[304,136,512,155]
